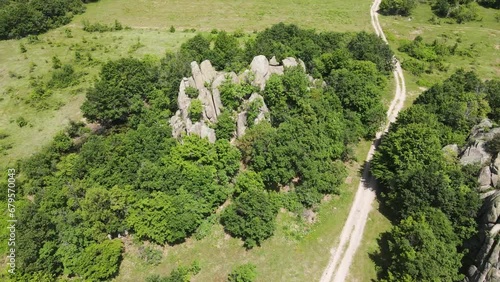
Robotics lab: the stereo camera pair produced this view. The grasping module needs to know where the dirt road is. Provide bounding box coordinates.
[319,0,406,281]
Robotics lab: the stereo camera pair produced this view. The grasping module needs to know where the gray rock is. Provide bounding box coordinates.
[190,61,205,90]
[479,166,493,188]
[169,111,185,139]
[460,141,491,166]
[269,56,279,66]
[482,191,500,224]
[187,121,216,143]
[178,78,192,120]
[248,93,269,125]
[250,55,270,91]
[282,57,306,71]
[200,60,217,83]
[282,57,299,68]
[269,65,284,75]
[237,111,247,138]
[198,88,217,122]
[493,156,500,174]
[492,173,499,188]
[442,144,460,156]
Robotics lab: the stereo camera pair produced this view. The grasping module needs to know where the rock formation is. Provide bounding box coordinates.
[170,55,312,142]
[462,119,500,282]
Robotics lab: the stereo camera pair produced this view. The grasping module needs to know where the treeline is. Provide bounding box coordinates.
[380,0,499,23]
[0,0,99,40]
[371,70,500,281]
[8,24,394,280]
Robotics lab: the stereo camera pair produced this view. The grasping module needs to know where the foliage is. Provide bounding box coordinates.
[484,79,500,122]
[188,99,203,121]
[146,261,201,282]
[380,0,417,16]
[221,189,278,248]
[81,57,159,125]
[48,64,78,88]
[215,110,236,140]
[74,239,123,281]
[0,0,87,39]
[210,31,245,71]
[228,263,258,282]
[246,98,264,127]
[82,19,123,33]
[432,0,480,23]
[185,86,198,98]
[382,208,463,282]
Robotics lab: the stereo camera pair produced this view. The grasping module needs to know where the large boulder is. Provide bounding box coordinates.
[460,141,491,166]
[250,55,270,90]
[190,61,205,90]
[269,56,279,66]
[282,57,306,71]
[178,78,192,120]
[200,60,217,83]
[187,121,216,143]
[198,88,217,123]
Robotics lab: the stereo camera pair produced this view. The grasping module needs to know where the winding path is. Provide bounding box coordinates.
[319,0,406,281]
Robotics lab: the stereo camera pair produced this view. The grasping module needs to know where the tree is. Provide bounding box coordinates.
[211,31,244,71]
[221,189,277,248]
[81,58,158,125]
[215,110,236,140]
[127,191,205,244]
[75,239,123,281]
[380,0,417,16]
[348,31,394,72]
[485,79,500,122]
[228,263,257,282]
[188,99,203,120]
[382,209,463,282]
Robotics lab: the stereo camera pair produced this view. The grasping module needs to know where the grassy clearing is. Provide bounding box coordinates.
[75,0,374,32]
[380,4,499,92]
[0,27,196,169]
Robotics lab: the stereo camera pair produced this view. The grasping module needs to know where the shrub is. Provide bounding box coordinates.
[16,116,28,127]
[185,86,198,98]
[169,25,176,33]
[228,264,257,282]
[48,64,77,88]
[188,99,203,121]
[380,0,417,16]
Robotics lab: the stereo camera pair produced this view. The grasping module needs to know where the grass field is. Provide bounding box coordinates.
[75,0,374,32]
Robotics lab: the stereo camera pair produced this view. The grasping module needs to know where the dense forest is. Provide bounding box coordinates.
[4,24,394,281]
[371,70,500,281]
[0,0,99,39]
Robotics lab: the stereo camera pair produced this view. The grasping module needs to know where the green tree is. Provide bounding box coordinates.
[221,189,277,248]
[485,79,500,122]
[188,99,203,120]
[81,58,158,125]
[215,110,236,140]
[75,239,123,281]
[380,0,417,16]
[383,209,463,282]
[127,190,205,244]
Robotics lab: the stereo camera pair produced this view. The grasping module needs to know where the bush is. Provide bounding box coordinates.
[48,64,77,88]
[228,264,257,282]
[185,86,198,98]
[380,0,417,16]
[0,0,86,40]
[220,189,277,248]
[16,116,28,127]
[138,246,163,266]
[82,19,123,33]
[188,99,203,121]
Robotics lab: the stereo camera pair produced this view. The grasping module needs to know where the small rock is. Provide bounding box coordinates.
[237,112,247,138]
[269,56,279,66]
[479,166,492,188]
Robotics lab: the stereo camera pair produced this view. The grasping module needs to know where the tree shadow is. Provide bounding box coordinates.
[369,231,392,282]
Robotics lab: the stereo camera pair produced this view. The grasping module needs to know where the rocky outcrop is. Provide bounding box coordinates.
[463,119,500,282]
[170,56,311,142]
